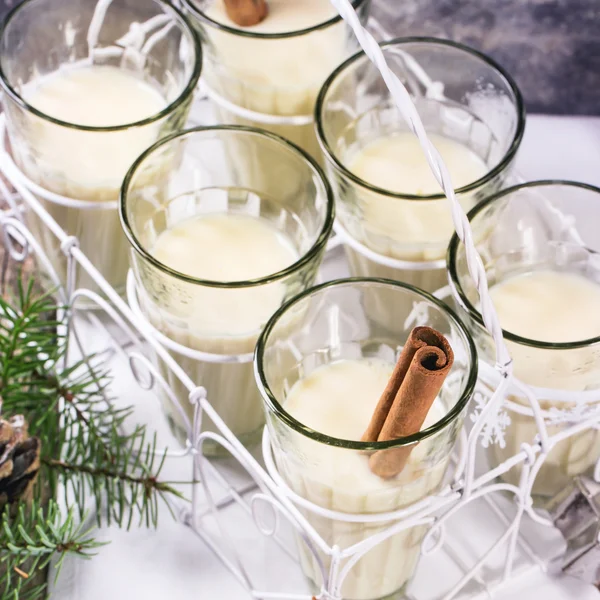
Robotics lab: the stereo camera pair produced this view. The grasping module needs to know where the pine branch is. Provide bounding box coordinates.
[0,281,63,433]
[42,459,176,496]
[53,421,183,527]
[41,346,184,528]
[0,501,102,600]
[2,279,184,517]
[0,280,62,392]
[0,276,188,594]
[38,359,183,528]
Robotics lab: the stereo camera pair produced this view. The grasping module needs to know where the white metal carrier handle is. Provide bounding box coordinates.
[327,0,515,499]
[328,0,511,371]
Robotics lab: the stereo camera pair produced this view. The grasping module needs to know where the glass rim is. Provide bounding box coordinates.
[447,179,600,350]
[315,36,526,201]
[0,0,203,132]
[255,277,478,450]
[183,0,367,39]
[120,124,335,289]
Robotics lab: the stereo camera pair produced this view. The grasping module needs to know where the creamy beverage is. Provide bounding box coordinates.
[123,125,333,453]
[13,65,168,295]
[489,270,600,496]
[206,0,341,107]
[257,280,474,598]
[0,0,200,300]
[316,39,524,296]
[344,132,488,292]
[22,65,166,199]
[149,213,298,448]
[490,270,600,349]
[278,359,448,600]
[198,0,358,159]
[350,132,488,200]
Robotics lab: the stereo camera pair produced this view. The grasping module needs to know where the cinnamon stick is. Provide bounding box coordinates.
[224,0,269,26]
[364,327,454,479]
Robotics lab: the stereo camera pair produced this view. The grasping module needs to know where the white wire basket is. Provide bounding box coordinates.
[1,2,600,599]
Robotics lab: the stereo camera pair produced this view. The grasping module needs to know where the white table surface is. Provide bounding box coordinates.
[51,114,600,600]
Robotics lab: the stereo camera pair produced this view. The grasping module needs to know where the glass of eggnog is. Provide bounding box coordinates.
[182,0,370,162]
[256,278,477,600]
[316,37,525,293]
[0,0,201,299]
[121,126,334,454]
[448,181,600,499]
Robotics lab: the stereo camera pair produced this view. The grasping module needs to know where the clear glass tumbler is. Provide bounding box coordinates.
[448,181,600,498]
[182,0,371,161]
[0,0,201,297]
[316,37,525,293]
[255,278,477,600]
[121,126,334,453]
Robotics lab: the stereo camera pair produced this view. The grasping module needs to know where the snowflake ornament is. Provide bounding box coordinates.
[470,390,511,449]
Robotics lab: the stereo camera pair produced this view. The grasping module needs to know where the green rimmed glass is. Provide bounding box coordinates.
[447,180,600,498]
[121,125,334,453]
[316,37,525,293]
[182,0,371,161]
[255,278,477,600]
[0,0,202,298]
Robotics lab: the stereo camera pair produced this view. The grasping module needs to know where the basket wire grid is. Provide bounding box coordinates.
[0,1,599,598]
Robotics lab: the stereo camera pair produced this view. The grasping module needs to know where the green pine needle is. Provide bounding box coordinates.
[0,500,103,599]
[0,276,185,597]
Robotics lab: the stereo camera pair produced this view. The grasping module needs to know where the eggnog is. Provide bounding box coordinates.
[205,0,341,110]
[350,132,488,200]
[11,65,168,295]
[148,212,298,447]
[278,359,448,600]
[316,39,524,295]
[22,65,166,199]
[195,0,362,159]
[489,270,600,496]
[344,132,488,291]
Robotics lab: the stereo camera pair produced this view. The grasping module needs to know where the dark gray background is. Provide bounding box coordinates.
[1,0,598,115]
[372,0,599,115]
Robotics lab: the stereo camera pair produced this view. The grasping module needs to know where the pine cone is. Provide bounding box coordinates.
[0,415,41,506]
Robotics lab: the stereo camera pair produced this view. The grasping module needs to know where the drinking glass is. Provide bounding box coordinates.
[0,0,201,297]
[448,181,600,498]
[316,37,525,293]
[182,0,371,161]
[256,278,477,599]
[121,126,334,453]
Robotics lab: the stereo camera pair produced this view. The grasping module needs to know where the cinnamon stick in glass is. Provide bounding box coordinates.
[224,0,269,26]
[364,327,454,479]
